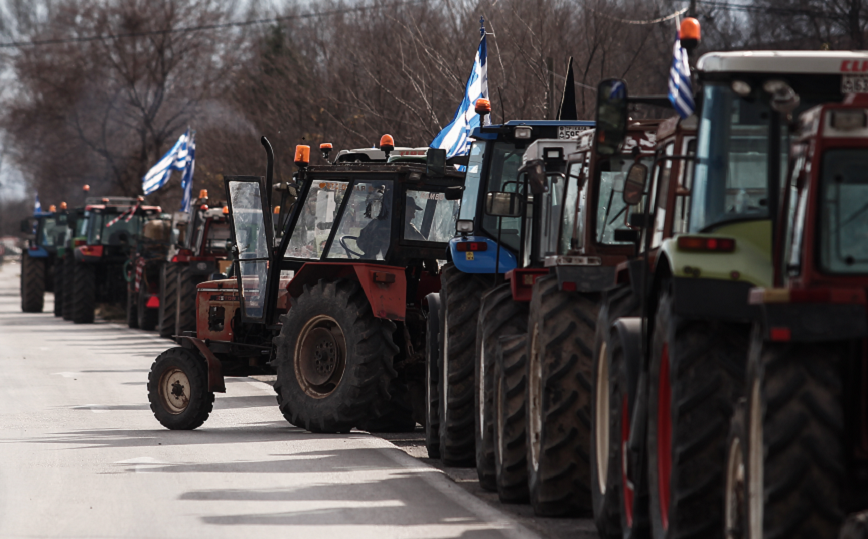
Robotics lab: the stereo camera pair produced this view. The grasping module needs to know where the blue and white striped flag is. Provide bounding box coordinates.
[179,133,196,213]
[33,194,41,214]
[431,19,489,159]
[142,130,190,195]
[668,31,695,118]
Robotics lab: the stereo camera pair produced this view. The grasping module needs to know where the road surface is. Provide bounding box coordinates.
[0,261,595,538]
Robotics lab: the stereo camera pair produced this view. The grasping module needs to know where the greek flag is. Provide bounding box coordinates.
[668,31,695,118]
[33,194,41,214]
[430,18,489,159]
[142,130,190,195]
[179,133,196,213]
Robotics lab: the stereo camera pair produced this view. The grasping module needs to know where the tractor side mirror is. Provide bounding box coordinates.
[20,218,32,233]
[623,162,648,205]
[485,191,524,217]
[595,79,629,156]
[427,148,446,177]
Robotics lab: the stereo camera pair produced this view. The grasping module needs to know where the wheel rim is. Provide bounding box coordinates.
[595,341,609,494]
[621,394,635,527]
[725,429,746,539]
[159,367,191,414]
[747,378,763,539]
[295,315,347,398]
[528,322,542,472]
[657,343,673,531]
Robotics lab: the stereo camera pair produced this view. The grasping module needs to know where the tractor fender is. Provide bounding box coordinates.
[448,235,517,274]
[287,262,407,321]
[177,336,226,393]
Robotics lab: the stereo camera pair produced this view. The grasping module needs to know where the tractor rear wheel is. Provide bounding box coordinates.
[53,258,64,317]
[273,278,398,433]
[439,263,489,466]
[62,254,74,320]
[526,274,597,517]
[137,276,158,331]
[425,293,442,458]
[20,254,45,313]
[737,335,845,539]
[494,334,529,503]
[646,289,747,539]
[591,287,643,538]
[148,347,214,430]
[476,282,528,491]
[175,266,202,336]
[158,263,178,338]
[71,261,95,324]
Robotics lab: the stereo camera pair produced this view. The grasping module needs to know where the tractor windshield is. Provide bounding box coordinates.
[818,148,868,274]
[87,210,142,246]
[458,141,485,221]
[596,154,653,244]
[286,181,350,259]
[326,180,394,260]
[480,142,524,251]
[404,190,460,243]
[690,84,779,232]
[38,217,59,247]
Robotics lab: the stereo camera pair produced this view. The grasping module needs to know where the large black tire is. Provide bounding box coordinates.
[439,263,489,466]
[591,287,644,538]
[158,263,178,338]
[71,261,95,324]
[646,289,747,539]
[52,258,64,317]
[273,278,398,433]
[137,275,159,331]
[494,334,529,503]
[841,512,868,539]
[425,293,442,459]
[126,284,139,329]
[359,378,416,433]
[175,266,203,336]
[20,254,45,313]
[724,398,747,539]
[739,332,844,539]
[526,274,597,517]
[476,282,528,491]
[62,254,75,321]
[148,347,214,430]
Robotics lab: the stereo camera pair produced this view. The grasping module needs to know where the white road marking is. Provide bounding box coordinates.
[72,404,110,413]
[53,372,82,378]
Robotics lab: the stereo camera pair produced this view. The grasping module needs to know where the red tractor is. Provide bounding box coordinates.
[147,137,464,432]
[723,96,868,538]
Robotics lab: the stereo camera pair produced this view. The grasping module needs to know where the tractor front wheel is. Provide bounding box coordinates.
[273,278,398,433]
[148,347,214,430]
[158,263,178,338]
[72,261,95,324]
[494,334,529,503]
[425,292,442,458]
[62,254,75,321]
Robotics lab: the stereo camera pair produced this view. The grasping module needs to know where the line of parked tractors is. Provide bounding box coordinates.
[18,19,868,539]
[19,189,232,338]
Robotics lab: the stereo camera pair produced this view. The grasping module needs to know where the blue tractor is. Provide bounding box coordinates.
[427,118,593,463]
[20,205,68,313]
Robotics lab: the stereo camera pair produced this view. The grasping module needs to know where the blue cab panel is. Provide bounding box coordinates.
[26,245,49,258]
[449,235,518,274]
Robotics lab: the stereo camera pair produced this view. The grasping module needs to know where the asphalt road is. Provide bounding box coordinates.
[0,261,595,538]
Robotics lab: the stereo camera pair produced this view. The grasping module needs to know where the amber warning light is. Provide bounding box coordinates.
[680,18,700,51]
[475,98,491,116]
[294,145,310,167]
[198,189,208,200]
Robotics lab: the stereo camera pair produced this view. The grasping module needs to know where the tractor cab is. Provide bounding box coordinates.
[77,196,161,263]
[451,119,594,275]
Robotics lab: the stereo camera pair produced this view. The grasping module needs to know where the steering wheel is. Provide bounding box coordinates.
[339,236,364,258]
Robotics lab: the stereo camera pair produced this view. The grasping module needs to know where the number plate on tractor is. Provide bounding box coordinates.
[558,126,590,140]
[465,252,474,261]
[842,74,868,93]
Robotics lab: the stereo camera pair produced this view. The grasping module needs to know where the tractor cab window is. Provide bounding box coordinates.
[39,217,58,247]
[819,148,868,274]
[286,181,349,259]
[458,141,486,221]
[596,154,653,245]
[101,212,141,246]
[325,180,393,260]
[199,221,231,256]
[560,155,590,254]
[404,190,459,243]
[481,142,525,252]
[690,84,779,231]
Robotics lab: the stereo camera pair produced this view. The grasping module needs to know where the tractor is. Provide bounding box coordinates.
[592,19,868,539]
[126,212,173,331]
[431,109,594,465]
[71,196,161,324]
[146,137,464,432]
[723,97,868,539]
[19,204,66,313]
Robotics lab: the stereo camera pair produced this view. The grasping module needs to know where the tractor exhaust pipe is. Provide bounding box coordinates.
[261,136,274,207]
